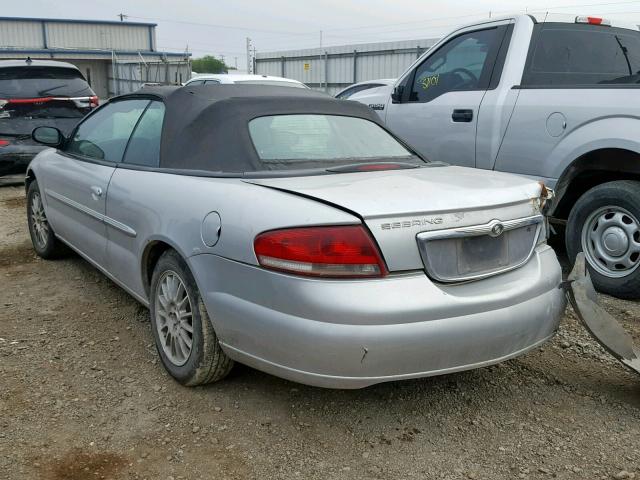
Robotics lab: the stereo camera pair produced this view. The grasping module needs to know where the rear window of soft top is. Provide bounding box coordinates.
[248,114,420,168]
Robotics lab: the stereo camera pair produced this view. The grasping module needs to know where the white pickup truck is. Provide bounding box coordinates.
[352,14,640,298]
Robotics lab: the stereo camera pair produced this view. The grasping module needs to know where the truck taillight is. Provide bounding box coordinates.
[575,16,611,26]
[254,225,387,278]
[0,140,10,147]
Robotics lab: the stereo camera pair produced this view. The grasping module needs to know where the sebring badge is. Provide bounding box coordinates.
[381,217,443,230]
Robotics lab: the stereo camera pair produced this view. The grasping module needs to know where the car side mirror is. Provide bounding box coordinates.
[32,126,64,147]
[391,85,404,103]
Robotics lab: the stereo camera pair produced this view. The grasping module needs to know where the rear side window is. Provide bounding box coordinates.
[123,101,165,167]
[248,114,414,164]
[67,100,149,162]
[0,66,94,98]
[522,24,640,86]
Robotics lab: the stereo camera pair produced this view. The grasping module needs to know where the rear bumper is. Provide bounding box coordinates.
[190,244,565,389]
[0,143,47,177]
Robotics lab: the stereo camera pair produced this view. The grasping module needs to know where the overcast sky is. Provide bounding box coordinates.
[4,0,640,70]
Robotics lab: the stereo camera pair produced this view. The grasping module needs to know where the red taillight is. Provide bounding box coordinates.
[254,225,387,278]
[6,97,54,104]
[0,139,9,147]
[89,95,99,108]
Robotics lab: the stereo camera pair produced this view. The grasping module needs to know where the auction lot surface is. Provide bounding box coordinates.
[1,185,639,480]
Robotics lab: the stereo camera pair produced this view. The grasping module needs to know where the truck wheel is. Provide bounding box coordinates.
[149,249,234,386]
[27,180,63,259]
[566,180,640,299]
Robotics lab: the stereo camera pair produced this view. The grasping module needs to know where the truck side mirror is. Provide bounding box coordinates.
[391,85,404,103]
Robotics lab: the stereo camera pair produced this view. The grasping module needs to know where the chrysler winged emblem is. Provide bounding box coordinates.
[490,222,505,237]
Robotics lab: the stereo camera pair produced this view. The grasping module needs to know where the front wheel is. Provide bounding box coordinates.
[149,250,233,386]
[566,180,640,299]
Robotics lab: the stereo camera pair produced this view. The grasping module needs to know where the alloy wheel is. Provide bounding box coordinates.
[154,270,194,366]
[30,191,49,249]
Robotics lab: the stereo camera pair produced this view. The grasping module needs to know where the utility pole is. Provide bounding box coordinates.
[234,57,238,69]
[319,30,323,88]
[117,13,128,22]
[246,37,253,73]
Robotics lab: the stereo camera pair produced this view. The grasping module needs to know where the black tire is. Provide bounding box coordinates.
[566,180,640,299]
[27,180,63,259]
[149,249,233,386]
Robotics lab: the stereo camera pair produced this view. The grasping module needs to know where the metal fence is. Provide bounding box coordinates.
[109,53,191,96]
[255,38,438,96]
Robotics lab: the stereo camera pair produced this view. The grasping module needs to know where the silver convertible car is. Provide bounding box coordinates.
[25,85,566,388]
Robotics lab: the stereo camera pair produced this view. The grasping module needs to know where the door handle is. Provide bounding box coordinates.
[90,186,103,198]
[452,109,474,122]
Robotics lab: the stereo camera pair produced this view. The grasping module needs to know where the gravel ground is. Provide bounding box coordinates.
[0,184,639,480]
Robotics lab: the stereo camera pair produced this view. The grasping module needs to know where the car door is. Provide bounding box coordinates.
[385,26,508,167]
[40,99,149,269]
[105,100,166,299]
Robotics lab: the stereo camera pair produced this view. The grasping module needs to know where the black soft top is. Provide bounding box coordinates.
[119,84,394,174]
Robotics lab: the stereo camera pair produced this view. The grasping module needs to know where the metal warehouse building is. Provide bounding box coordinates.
[255,38,439,96]
[0,17,190,98]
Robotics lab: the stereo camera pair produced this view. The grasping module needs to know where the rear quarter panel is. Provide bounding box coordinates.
[104,169,360,302]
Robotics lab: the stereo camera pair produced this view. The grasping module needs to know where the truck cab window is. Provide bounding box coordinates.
[409,28,501,102]
[523,24,640,86]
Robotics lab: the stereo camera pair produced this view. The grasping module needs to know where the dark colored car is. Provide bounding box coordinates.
[0,58,98,182]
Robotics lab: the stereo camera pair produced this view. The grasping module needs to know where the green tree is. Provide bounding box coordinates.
[191,55,228,74]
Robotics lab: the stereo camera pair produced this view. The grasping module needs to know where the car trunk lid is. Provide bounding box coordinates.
[246,166,545,274]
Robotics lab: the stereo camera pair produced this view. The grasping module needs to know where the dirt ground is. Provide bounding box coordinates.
[1,184,639,480]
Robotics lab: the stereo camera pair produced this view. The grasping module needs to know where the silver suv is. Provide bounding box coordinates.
[0,59,97,182]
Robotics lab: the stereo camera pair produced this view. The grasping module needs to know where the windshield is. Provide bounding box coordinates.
[236,79,308,88]
[248,114,417,165]
[0,66,94,98]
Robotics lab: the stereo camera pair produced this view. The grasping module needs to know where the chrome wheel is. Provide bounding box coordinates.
[30,191,49,249]
[154,271,194,366]
[581,206,640,278]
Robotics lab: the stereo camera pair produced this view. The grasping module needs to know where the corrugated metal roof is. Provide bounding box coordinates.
[0,16,156,27]
[0,48,188,58]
